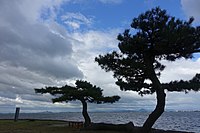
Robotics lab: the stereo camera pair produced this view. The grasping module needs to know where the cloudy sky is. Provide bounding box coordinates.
[0,0,200,113]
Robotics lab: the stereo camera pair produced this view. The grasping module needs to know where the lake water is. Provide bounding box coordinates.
[0,111,199,132]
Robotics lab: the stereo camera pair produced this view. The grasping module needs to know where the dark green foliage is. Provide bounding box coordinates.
[163,74,200,93]
[95,7,200,95]
[35,80,120,104]
[35,80,120,127]
[95,7,200,132]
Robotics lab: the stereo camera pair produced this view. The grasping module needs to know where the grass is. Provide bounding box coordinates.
[0,119,77,133]
[0,119,125,133]
[0,119,190,133]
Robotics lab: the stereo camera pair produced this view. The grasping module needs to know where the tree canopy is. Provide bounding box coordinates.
[95,7,200,133]
[163,74,200,93]
[35,80,120,103]
[95,7,200,95]
[35,80,120,127]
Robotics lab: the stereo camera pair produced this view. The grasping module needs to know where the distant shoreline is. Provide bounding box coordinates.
[0,110,200,114]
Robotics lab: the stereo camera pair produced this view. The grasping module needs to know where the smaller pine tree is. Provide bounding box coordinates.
[35,80,120,127]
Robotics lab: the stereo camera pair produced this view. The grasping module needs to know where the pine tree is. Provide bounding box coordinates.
[35,80,120,127]
[95,7,200,133]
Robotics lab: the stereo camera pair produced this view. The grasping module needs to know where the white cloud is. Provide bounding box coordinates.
[72,30,119,53]
[98,0,123,4]
[160,58,200,83]
[64,0,123,4]
[2,0,67,23]
[71,30,120,95]
[0,0,83,79]
[0,0,83,111]
[181,0,200,22]
[61,12,93,30]
[64,21,81,29]
[166,92,200,111]
[160,58,200,110]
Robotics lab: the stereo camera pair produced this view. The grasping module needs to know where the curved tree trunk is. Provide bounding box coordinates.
[81,100,91,127]
[142,55,166,133]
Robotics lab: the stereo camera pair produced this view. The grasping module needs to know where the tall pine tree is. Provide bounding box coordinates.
[95,7,200,133]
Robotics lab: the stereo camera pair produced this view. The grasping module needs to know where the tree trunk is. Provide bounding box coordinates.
[142,55,166,133]
[81,100,91,127]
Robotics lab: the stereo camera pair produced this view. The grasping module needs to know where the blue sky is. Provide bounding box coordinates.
[0,0,200,113]
[47,0,186,31]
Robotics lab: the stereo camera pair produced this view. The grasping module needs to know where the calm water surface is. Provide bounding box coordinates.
[0,112,199,132]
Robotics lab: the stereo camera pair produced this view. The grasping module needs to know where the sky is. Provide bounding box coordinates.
[0,0,200,113]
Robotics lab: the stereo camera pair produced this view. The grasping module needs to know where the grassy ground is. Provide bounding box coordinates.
[0,119,125,133]
[0,119,76,133]
[0,120,192,133]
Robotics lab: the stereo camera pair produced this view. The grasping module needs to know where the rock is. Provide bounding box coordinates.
[125,122,135,132]
[82,122,135,132]
[82,123,194,133]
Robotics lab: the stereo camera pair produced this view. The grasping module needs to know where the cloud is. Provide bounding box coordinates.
[67,29,155,111]
[160,58,200,83]
[61,12,93,30]
[160,58,200,110]
[65,0,123,5]
[0,0,83,79]
[181,0,200,22]
[19,0,67,22]
[0,0,200,113]
[0,63,63,99]
[166,92,200,111]
[70,29,121,97]
[98,0,123,4]
[0,0,83,111]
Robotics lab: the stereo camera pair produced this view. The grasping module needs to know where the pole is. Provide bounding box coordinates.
[14,107,20,122]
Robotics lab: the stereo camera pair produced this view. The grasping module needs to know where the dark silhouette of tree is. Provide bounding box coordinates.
[95,7,200,133]
[35,80,120,127]
[163,74,200,93]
